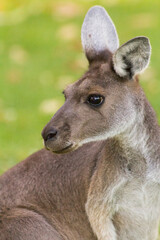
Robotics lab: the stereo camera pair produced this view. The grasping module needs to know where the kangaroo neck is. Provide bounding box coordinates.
[115,97,160,175]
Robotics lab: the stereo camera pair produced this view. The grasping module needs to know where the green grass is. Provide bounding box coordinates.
[0,0,160,174]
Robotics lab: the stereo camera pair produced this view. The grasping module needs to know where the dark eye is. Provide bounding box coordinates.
[87,94,104,106]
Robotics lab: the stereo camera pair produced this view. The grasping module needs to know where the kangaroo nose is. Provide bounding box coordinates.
[42,128,58,142]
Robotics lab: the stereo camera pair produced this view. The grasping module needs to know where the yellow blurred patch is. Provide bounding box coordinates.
[141,67,156,82]
[58,75,73,90]
[0,108,17,123]
[53,2,81,18]
[39,99,62,114]
[57,23,78,41]
[6,69,22,84]
[3,108,17,122]
[9,45,28,65]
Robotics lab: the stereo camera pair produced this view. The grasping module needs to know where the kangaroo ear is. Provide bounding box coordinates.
[113,37,151,79]
[81,6,119,62]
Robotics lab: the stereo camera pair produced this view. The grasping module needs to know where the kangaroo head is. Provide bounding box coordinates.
[42,6,151,154]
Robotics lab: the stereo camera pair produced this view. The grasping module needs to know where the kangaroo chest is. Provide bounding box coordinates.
[113,176,160,240]
[113,148,160,238]
[86,152,160,240]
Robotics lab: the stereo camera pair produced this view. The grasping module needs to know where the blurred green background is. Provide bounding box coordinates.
[0,0,160,174]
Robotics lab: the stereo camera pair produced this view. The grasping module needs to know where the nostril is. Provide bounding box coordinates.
[44,129,57,142]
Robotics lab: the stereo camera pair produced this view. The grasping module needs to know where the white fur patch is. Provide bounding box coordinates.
[81,6,119,57]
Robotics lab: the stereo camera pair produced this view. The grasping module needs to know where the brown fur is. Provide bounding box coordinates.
[0,54,160,239]
[0,142,104,239]
[0,7,160,239]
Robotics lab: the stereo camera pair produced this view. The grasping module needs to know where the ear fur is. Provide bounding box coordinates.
[81,6,119,62]
[113,37,151,79]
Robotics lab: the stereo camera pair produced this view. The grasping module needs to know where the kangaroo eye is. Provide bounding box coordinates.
[87,94,104,106]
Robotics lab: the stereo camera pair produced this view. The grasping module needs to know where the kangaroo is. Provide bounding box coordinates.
[0,5,160,240]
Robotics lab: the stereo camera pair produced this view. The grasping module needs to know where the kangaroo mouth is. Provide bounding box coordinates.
[53,143,73,154]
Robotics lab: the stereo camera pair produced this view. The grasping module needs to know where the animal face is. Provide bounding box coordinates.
[42,6,151,154]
